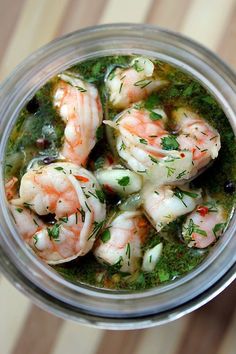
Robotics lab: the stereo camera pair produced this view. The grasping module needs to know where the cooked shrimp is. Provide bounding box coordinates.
[182,200,227,248]
[10,204,43,243]
[173,108,221,174]
[141,184,202,231]
[94,211,149,273]
[105,107,193,184]
[5,177,18,200]
[54,73,103,165]
[11,162,106,264]
[106,57,168,109]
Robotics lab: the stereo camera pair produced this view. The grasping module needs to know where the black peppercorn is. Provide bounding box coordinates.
[39,213,56,225]
[43,156,56,164]
[26,96,39,113]
[224,180,235,194]
[36,138,50,149]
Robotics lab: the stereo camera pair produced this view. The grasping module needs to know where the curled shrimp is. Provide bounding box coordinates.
[94,211,149,273]
[141,184,202,232]
[105,106,221,184]
[182,200,227,248]
[106,57,168,109]
[10,162,106,264]
[54,73,103,166]
[104,106,193,184]
[173,108,221,174]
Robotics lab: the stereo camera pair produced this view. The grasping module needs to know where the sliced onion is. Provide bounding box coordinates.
[142,243,163,272]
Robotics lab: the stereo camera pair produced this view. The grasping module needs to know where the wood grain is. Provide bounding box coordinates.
[96,330,145,354]
[175,282,236,354]
[217,2,236,68]
[57,0,108,36]
[146,0,190,31]
[180,0,235,50]
[11,305,63,354]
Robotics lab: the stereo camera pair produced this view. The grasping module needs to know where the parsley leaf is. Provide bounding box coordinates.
[184,219,207,238]
[48,224,60,240]
[161,135,179,150]
[139,138,148,145]
[101,229,111,243]
[16,208,23,213]
[95,189,105,203]
[117,176,130,186]
[213,223,226,237]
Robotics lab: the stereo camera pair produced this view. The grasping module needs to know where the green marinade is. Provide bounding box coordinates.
[5,55,236,290]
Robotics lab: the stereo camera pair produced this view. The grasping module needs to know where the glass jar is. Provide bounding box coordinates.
[0,24,235,329]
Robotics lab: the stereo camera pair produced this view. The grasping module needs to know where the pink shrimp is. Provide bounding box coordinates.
[182,200,227,248]
[173,108,221,174]
[10,162,106,264]
[106,57,168,109]
[54,73,103,166]
[104,107,193,184]
[94,211,149,273]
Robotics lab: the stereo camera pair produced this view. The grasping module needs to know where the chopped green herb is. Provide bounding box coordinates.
[33,218,39,227]
[101,229,111,243]
[94,156,105,170]
[149,155,159,164]
[117,176,130,186]
[174,188,199,206]
[48,224,60,240]
[75,85,87,93]
[95,189,105,203]
[184,219,207,238]
[161,135,179,150]
[158,269,170,282]
[88,220,104,240]
[176,170,187,180]
[210,135,218,141]
[85,201,91,212]
[59,216,68,223]
[203,201,218,212]
[23,202,33,209]
[88,191,98,199]
[33,235,38,246]
[182,83,195,97]
[149,111,162,121]
[166,166,176,177]
[134,79,152,89]
[77,208,85,222]
[213,223,226,237]
[137,170,147,173]
[139,138,148,145]
[132,60,144,72]
[126,243,131,259]
[109,70,116,81]
[120,141,126,150]
[16,208,23,213]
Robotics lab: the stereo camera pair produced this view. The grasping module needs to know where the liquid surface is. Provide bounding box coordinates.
[5,55,236,290]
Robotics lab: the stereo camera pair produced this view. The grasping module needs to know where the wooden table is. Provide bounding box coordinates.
[1,1,236,353]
